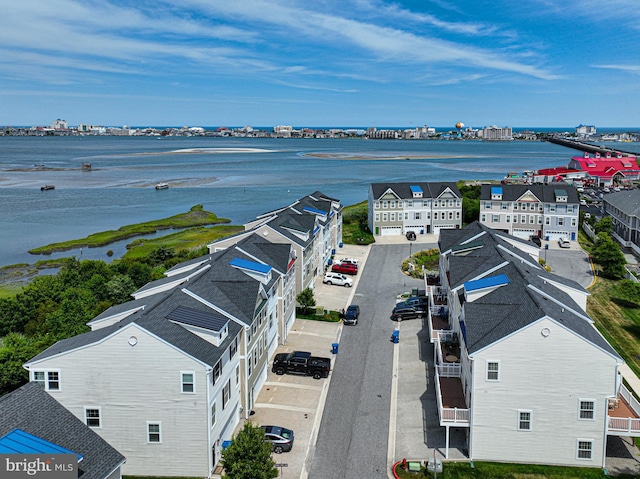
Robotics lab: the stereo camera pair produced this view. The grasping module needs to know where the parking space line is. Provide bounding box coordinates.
[253,403,317,414]
[263,381,323,391]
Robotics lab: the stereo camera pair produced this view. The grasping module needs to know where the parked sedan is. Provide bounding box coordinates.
[260,425,294,453]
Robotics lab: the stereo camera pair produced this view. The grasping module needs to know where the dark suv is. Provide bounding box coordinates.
[390,305,424,321]
[343,305,360,325]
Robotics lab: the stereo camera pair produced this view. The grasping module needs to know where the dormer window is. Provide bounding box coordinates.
[410,185,423,198]
[491,186,503,200]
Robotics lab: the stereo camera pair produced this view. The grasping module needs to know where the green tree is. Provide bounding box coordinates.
[105,274,136,304]
[296,287,316,315]
[594,216,613,235]
[462,196,480,225]
[221,422,277,479]
[592,233,626,279]
[0,333,51,396]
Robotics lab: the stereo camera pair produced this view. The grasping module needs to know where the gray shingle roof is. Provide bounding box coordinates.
[370,182,461,200]
[480,183,580,203]
[0,382,125,479]
[443,222,619,359]
[604,189,640,217]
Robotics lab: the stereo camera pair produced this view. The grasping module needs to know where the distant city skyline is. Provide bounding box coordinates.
[2,1,639,127]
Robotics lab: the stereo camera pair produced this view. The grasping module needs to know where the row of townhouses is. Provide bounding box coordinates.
[604,188,640,257]
[369,182,580,244]
[368,182,463,237]
[5,192,342,478]
[427,221,640,467]
[479,184,580,241]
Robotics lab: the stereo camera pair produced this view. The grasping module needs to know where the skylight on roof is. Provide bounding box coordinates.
[464,274,510,292]
[229,257,272,274]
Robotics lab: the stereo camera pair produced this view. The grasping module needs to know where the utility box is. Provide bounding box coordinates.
[427,458,442,473]
[391,330,400,343]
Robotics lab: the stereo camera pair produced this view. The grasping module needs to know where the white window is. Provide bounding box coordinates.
[545,217,550,225]
[558,217,564,226]
[520,215,525,223]
[383,213,388,222]
[550,204,556,212]
[486,361,500,381]
[449,212,453,220]
[518,410,532,431]
[529,215,534,224]
[374,201,380,208]
[407,200,413,207]
[211,402,216,428]
[230,337,238,359]
[375,213,380,222]
[481,214,486,222]
[484,201,492,209]
[181,372,195,393]
[514,203,519,210]
[85,407,101,428]
[506,215,511,223]
[572,218,577,227]
[492,214,500,223]
[405,213,408,220]
[434,212,439,220]
[530,203,536,211]
[579,400,595,420]
[382,201,388,209]
[501,202,509,210]
[32,371,60,391]
[222,379,231,409]
[415,212,421,220]
[147,422,161,443]
[576,439,593,460]
[390,213,395,221]
[390,200,396,208]
[236,365,240,387]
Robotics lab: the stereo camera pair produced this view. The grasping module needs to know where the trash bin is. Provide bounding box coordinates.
[222,440,233,450]
[332,343,339,354]
[339,242,343,248]
[391,330,399,344]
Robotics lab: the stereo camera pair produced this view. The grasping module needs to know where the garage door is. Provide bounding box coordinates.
[513,229,536,239]
[380,226,402,236]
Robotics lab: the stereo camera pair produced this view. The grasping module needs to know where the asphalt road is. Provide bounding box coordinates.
[307,244,426,479]
[542,242,594,289]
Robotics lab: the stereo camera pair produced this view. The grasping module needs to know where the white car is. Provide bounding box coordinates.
[323,272,353,287]
[338,257,359,265]
[558,238,571,248]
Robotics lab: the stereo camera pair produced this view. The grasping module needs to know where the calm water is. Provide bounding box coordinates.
[1,136,638,267]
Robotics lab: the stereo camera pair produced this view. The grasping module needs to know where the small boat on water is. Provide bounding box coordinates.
[155,183,169,190]
[40,185,55,191]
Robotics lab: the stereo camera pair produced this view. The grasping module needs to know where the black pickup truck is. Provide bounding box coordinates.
[272,351,331,379]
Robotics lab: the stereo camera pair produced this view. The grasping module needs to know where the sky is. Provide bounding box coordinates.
[1,0,639,128]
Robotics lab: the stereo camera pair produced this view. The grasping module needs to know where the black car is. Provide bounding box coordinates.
[390,305,424,321]
[260,425,294,453]
[529,235,542,247]
[343,305,360,325]
[406,231,416,241]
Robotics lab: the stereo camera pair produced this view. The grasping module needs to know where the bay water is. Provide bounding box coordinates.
[1,136,637,268]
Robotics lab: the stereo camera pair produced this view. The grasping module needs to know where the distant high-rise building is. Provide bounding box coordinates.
[479,125,512,140]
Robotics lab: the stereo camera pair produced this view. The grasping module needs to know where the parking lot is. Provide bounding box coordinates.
[228,243,370,478]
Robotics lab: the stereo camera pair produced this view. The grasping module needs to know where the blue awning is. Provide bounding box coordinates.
[229,257,272,274]
[464,274,509,292]
[0,429,83,462]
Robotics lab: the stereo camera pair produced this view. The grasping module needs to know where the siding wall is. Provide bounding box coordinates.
[30,324,219,477]
[470,317,617,467]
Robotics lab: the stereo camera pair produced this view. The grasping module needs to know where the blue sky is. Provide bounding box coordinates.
[2,0,639,128]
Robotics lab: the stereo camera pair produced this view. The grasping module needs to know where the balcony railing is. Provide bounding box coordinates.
[434,358,469,427]
[607,383,640,436]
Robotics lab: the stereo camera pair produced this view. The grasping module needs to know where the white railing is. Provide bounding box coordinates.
[441,407,470,424]
[437,362,461,378]
[620,382,640,416]
[608,417,640,435]
[434,365,469,426]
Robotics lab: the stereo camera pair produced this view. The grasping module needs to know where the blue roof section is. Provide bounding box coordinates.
[228,257,272,274]
[409,185,423,193]
[491,186,502,195]
[166,305,228,332]
[464,274,510,292]
[0,428,83,461]
[302,206,326,216]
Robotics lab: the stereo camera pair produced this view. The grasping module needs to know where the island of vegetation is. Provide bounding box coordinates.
[28,204,231,255]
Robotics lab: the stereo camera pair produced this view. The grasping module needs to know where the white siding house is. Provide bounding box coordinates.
[426,222,638,468]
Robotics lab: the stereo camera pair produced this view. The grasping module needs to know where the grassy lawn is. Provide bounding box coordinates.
[394,460,637,478]
[28,205,231,254]
[341,200,375,245]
